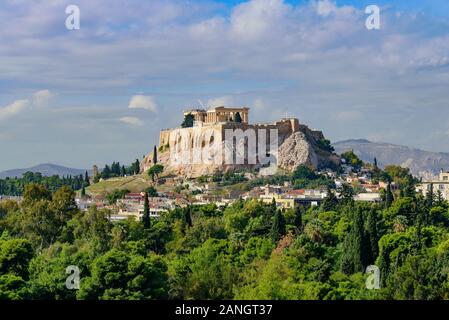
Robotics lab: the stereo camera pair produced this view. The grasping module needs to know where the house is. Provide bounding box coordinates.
[354,193,381,203]
[417,169,449,201]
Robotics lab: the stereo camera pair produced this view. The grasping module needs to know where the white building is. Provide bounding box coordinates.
[417,170,449,201]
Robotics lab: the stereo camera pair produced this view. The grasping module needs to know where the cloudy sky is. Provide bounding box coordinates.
[0,0,449,171]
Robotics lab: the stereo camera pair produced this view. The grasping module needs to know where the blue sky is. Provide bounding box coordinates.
[1,0,449,171]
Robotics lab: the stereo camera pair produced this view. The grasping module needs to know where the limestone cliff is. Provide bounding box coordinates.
[142,120,340,178]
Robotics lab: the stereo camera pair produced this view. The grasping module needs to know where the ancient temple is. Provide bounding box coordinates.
[183,106,249,125]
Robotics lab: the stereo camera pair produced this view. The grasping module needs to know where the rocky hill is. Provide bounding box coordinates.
[145,123,340,178]
[333,139,449,178]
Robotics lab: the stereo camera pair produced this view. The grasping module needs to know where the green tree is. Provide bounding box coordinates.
[341,150,363,171]
[84,171,90,186]
[0,238,33,278]
[366,208,379,264]
[142,192,151,229]
[341,208,367,274]
[234,112,242,123]
[270,210,286,242]
[385,182,394,209]
[322,186,338,211]
[294,205,303,233]
[181,113,194,128]
[339,184,355,206]
[148,164,164,184]
[146,186,158,197]
[153,145,158,164]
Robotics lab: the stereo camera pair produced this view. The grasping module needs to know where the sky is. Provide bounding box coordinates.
[0,0,449,171]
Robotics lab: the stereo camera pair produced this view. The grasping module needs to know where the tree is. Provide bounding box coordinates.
[146,186,158,197]
[142,192,151,229]
[183,206,193,228]
[322,186,338,211]
[101,165,111,179]
[81,186,86,198]
[153,145,158,164]
[366,208,379,264]
[339,183,355,206]
[234,112,242,123]
[294,205,303,233]
[425,183,434,208]
[121,165,126,177]
[0,238,33,278]
[84,171,90,186]
[341,208,368,274]
[133,159,140,175]
[385,182,394,209]
[292,165,318,181]
[341,150,363,171]
[181,113,194,128]
[148,164,164,184]
[22,184,51,206]
[270,210,286,242]
[374,157,378,168]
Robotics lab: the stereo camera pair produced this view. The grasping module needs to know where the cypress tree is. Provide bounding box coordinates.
[385,182,394,208]
[271,210,286,242]
[341,208,367,274]
[322,186,338,211]
[183,206,192,227]
[366,208,379,264]
[294,204,303,233]
[134,159,140,175]
[84,171,90,186]
[153,145,158,164]
[142,192,151,229]
[81,186,86,197]
[426,183,434,208]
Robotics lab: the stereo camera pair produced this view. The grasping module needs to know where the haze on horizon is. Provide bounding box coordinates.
[1,0,449,172]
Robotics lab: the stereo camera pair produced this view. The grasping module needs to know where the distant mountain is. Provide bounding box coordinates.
[333,139,449,178]
[0,163,88,179]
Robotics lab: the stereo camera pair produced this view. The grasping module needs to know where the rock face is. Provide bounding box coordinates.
[278,131,318,171]
[143,119,340,178]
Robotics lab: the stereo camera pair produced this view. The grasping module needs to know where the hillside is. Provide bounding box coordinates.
[0,163,88,179]
[333,139,449,178]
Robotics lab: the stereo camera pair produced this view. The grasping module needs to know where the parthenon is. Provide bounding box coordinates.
[183,106,249,124]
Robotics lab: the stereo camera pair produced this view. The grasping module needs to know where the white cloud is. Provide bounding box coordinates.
[207,96,234,108]
[128,95,157,112]
[32,90,55,107]
[316,0,337,17]
[0,99,30,121]
[120,116,144,126]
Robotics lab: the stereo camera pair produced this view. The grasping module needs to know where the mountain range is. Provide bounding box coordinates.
[0,163,88,179]
[333,139,449,178]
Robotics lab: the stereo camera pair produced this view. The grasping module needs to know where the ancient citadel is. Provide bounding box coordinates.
[143,106,340,178]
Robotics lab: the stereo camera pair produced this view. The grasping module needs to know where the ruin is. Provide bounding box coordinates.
[143,106,340,178]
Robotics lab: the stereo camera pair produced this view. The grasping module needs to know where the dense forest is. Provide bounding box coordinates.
[0,172,88,196]
[1,167,449,300]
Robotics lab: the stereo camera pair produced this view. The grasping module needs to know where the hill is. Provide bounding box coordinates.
[333,139,449,178]
[0,163,88,179]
